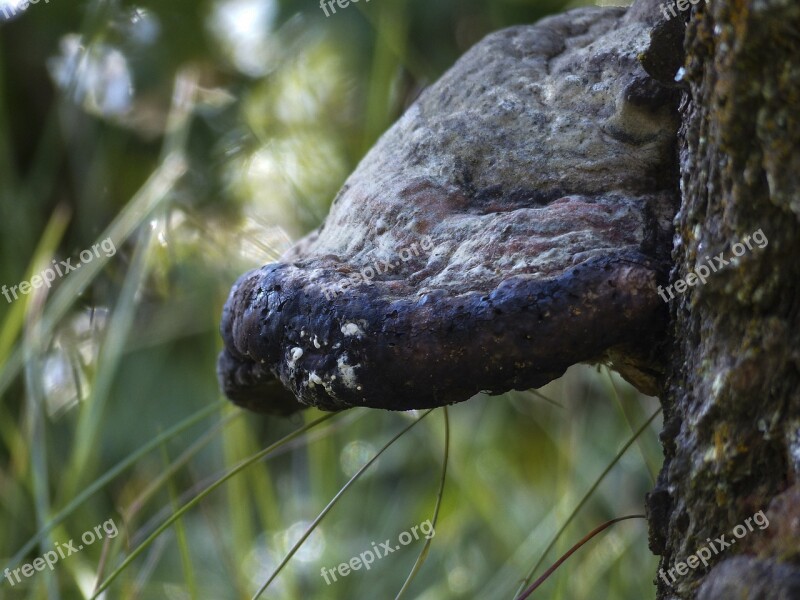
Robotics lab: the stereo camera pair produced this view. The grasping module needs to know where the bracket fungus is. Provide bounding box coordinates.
[218,0,682,414]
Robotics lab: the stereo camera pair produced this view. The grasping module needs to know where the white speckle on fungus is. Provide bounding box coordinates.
[288,347,303,369]
[341,322,364,337]
[337,355,360,389]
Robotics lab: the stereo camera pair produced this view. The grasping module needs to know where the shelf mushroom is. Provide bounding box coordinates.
[218,0,683,414]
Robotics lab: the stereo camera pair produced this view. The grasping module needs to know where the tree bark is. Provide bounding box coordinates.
[647,0,800,598]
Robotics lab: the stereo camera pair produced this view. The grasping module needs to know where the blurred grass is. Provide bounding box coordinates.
[0,0,658,599]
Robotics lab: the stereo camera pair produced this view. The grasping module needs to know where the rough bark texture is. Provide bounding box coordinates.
[646,0,800,598]
[218,2,681,413]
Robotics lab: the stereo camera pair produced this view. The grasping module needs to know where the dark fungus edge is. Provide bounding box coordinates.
[218,251,667,413]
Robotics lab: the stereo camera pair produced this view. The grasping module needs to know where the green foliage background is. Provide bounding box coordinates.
[0,0,661,598]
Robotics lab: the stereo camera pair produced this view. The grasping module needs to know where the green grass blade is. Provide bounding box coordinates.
[0,152,187,401]
[394,406,449,599]
[90,411,340,598]
[4,400,224,571]
[123,410,241,524]
[604,368,658,484]
[61,225,155,499]
[160,441,199,600]
[252,409,434,599]
[514,515,647,599]
[23,314,60,599]
[0,205,70,366]
[513,408,662,597]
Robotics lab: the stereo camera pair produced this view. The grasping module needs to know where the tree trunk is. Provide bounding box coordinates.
[647,0,800,598]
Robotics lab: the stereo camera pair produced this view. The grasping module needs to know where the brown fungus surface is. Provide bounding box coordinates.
[218,0,681,414]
